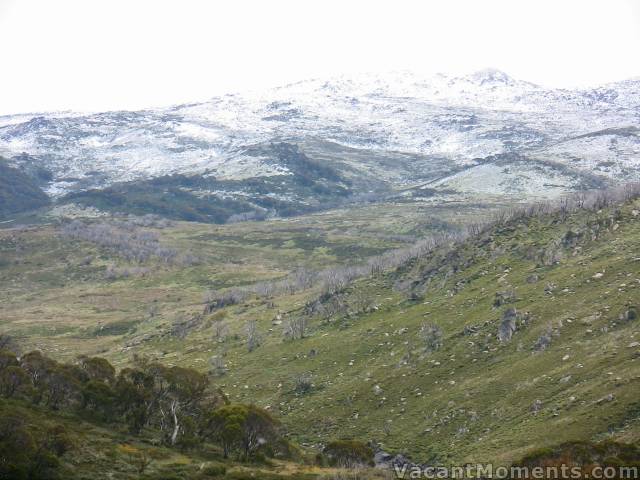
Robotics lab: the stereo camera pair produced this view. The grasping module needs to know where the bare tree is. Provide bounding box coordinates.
[204,289,247,313]
[245,320,261,352]
[212,319,229,343]
[498,308,519,342]
[283,317,307,341]
[60,218,198,267]
[209,355,227,376]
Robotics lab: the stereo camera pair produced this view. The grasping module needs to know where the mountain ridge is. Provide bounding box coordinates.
[1,70,639,222]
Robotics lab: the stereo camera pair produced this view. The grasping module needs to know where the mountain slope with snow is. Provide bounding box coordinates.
[0,70,638,221]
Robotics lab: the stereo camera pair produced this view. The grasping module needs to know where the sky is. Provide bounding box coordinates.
[0,0,639,115]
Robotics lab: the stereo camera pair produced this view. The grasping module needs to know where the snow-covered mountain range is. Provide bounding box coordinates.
[1,69,639,220]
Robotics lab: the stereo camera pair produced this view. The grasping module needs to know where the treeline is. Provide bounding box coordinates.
[0,349,287,478]
[60,217,199,268]
[203,183,640,315]
[0,160,50,218]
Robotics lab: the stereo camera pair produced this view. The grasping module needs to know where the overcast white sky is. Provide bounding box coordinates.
[0,0,639,115]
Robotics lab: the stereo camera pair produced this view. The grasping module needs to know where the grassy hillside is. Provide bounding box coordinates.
[149,190,640,465]
[1,188,640,469]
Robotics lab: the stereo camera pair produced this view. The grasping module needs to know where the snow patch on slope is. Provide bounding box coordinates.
[1,70,639,198]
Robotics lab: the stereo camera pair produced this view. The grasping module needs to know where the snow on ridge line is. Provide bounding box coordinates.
[1,69,639,198]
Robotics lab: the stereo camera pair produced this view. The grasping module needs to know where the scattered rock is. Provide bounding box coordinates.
[533,327,553,351]
[463,325,478,336]
[494,289,516,307]
[596,393,615,404]
[530,399,543,414]
[620,306,638,323]
[374,451,394,468]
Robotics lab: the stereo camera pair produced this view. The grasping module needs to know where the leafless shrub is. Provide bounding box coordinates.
[283,317,307,340]
[226,209,275,224]
[419,322,443,354]
[212,318,229,343]
[105,264,151,279]
[540,239,563,266]
[305,293,349,320]
[294,373,313,394]
[126,214,173,228]
[61,218,197,266]
[204,288,247,313]
[170,314,203,339]
[208,355,227,376]
[349,290,375,314]
[245,320,261,352]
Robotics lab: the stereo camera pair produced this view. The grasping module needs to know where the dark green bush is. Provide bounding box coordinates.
[199,463,227,476]
[322,439,374,468]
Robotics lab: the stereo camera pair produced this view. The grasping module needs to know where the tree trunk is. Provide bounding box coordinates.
[170,400,180,445]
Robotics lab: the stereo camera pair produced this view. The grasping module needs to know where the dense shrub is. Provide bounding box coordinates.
[205,404,280,459]
[322,440,374,468]
[0,412,72,480]
[515,441,640,479]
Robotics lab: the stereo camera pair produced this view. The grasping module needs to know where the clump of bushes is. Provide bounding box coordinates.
[205,404,280,460]
[198,463,227,478]
[0,414,72,480]
[293,373,313,395]
[320,440,374,468]
[515,440,640,475]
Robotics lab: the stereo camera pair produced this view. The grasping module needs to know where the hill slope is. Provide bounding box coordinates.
[0,160,50,218]
[1,188,640,467]
[183,190,640,464]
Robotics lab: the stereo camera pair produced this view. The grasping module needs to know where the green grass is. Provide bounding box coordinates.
[2,198,639,467]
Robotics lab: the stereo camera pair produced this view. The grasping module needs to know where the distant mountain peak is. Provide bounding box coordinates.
[469,68,516,86]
